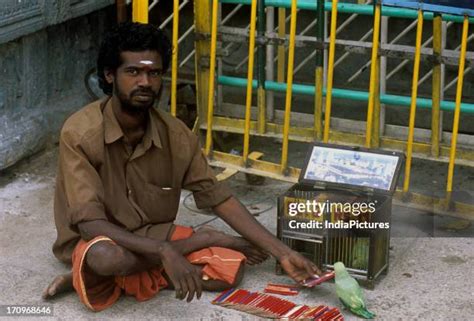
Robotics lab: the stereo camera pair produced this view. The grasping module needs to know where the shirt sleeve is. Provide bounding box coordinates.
[58,127,108,227]
[181,135,232,209]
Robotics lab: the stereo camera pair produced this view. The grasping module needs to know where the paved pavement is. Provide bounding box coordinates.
[0,147,473,320]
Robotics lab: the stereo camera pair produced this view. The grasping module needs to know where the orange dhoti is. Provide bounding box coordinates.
[71,225,246,312]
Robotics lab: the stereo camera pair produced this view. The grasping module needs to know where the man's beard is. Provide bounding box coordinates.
[115,84,162,115]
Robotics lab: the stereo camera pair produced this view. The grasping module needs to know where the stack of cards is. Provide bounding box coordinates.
[264,283,299,296]
[302,272,336,288]
[212,288,344,320]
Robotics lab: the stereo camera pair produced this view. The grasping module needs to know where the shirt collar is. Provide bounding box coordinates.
[143,108,162,149]
[103,98,124,144]
[103,98,162,149]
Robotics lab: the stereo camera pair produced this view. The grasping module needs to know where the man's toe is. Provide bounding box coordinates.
[42,287,54,300]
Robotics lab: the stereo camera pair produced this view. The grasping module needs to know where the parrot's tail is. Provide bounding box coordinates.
[360,308,376,319]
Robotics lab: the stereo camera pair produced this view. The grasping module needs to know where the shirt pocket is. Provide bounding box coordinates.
[139,184,181,223]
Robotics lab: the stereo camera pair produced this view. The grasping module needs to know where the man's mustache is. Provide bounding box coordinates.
[131,89,156,97]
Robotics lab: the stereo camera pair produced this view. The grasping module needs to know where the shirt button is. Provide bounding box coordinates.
[128,189,132,196]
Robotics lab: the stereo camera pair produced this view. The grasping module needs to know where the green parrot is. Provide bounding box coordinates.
[334,262,376,319]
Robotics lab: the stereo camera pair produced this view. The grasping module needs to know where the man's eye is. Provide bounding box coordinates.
[126,69,138,75]
[149,70,162,77]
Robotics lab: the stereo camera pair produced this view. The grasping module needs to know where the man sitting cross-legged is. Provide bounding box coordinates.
[43,22,321,312]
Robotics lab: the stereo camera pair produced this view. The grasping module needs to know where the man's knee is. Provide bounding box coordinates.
[219,263,245,290]
[231,263,245,287]
[201,263,245,292]
[86,242,131,276]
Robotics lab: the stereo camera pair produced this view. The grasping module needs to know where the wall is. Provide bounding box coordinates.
[0,0,115,169]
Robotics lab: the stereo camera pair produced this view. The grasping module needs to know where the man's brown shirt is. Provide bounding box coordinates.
[53,98,231,263]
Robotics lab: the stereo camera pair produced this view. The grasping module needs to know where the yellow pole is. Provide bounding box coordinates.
[372,54,381,147]
[314,0,324,140]
[315,67,323,140]
[257,0,266,134]
[447,16,469,192]
[403,10,424,192]
[205,0,219,156]
[277,8,286,83]
[323,0,339,143]
[193,0,210,133]
[365,3,381,148]
[243,0,258,163]
[281,0,297,173]
[132,0,148,23]
[431,14,442,157]
[170,0,179,117]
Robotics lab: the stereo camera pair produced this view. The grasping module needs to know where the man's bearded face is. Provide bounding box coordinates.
[113,50,163,113]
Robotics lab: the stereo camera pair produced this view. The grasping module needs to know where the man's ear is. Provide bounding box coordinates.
[104,69,115,84]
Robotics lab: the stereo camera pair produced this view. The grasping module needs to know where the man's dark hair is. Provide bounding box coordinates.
[97,22,172,95]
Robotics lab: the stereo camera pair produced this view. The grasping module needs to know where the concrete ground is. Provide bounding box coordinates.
[1,147,473,320]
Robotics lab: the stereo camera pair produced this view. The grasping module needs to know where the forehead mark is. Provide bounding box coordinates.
[139,60,155,65]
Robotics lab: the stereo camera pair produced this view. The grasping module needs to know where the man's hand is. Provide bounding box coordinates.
[278,250,322,283]
[159,243,203,302]
[213,197,323,283]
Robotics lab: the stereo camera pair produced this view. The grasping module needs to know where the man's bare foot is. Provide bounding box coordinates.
[42,272,73,300]
[196,226,269,265]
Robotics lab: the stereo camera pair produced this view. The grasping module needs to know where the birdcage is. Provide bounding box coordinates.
[277,143,404,289]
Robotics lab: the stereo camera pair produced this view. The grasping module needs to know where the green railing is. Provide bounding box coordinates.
[220,0,474,23]
[218,76,474,114]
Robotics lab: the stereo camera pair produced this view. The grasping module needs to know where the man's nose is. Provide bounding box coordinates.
[137,72,151,87]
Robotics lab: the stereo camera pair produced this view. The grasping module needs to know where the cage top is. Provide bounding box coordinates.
[299,143,404,195]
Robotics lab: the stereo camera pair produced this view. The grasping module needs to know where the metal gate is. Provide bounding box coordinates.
[133,0,474,218]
